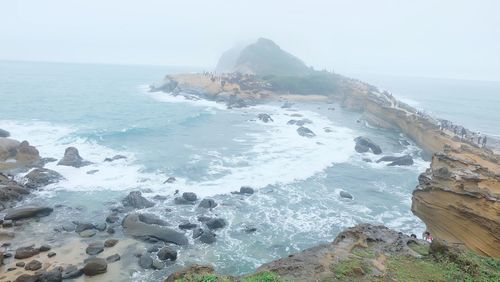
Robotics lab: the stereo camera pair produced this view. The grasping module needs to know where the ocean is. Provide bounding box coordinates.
[2,61,496,280]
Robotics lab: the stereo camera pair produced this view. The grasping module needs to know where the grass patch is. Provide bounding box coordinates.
[241,271,284,282]
[408,242,430,256]
[175,273,231,282]
[331,257,369,279]
[352,247,376,259]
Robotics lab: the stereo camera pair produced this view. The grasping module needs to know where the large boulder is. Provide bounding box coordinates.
[122,213,188,245]
[205,218,227,230]
[257,113,273,123]
[15,246,40,259]
[157,246,177,261]
[122,191,154,209]
[0,138,20,161]
[198,198,217,209]
[297,127,315,138]
[4,206,53,220]
[82,257,107,276]
[377,155,414,166]
[354,137,382,155]
[57,147,91,168]
[24,168,63,189]
[0,129,10,138]
[15,141,41,166]
[137,213,168,226]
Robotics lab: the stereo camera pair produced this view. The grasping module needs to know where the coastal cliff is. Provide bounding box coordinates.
[412,145,500,257]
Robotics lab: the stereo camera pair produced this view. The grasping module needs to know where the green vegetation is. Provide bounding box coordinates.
[385,251,500,282]
[331,257,370,280]
[408,241,430,256]
[261,72,339,95]
[175,271,284,282]
[241,271,284,282]
[352,247,377,259]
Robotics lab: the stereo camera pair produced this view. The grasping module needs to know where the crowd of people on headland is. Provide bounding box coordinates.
[438,119,488,148]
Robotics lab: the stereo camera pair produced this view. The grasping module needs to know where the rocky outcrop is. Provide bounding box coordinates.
[412,145,500,258]
[122,191,154,209]
[377,155,414,166]
[0,129,10,138]
[0,138,40,173]
[57,147,91,167]
[24,168,63,188]
[122,213,188,245]
[297,127,315,138]
[4,206,53,220]
[354,137,382,154]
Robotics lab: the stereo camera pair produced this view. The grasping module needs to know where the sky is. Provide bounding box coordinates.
[1,0,499,81]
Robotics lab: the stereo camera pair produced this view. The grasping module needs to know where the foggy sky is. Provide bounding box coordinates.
[1,0,499,81]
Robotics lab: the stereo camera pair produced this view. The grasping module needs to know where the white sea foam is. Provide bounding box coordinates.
[141,85,227,110]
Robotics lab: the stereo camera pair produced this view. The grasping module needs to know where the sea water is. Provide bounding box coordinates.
[3,61,486,280]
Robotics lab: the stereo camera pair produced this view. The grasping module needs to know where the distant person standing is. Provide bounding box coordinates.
[461,128,466,139]
[482,136,487,147]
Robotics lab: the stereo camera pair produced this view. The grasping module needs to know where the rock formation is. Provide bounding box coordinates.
[412,145,500,257]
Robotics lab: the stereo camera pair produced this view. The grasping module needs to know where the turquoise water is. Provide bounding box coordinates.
[1,61,432,280]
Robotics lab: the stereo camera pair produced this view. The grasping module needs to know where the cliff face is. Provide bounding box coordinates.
[412,146,500,257]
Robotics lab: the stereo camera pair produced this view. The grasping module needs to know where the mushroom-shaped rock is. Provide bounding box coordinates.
[57,147,92,167]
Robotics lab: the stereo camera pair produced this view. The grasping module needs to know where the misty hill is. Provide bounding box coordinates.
[217,38,312,76]
[216,38,340,94]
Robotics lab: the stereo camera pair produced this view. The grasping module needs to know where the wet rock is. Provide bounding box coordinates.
[206,218,227,230]
[199,230,216,244]
[62,223,75,232]
[163,177,176,184]
[14,274,37,282]
[354,137,382,154]
[47,252,56,258]
[339,191,353,199]
[122,213,188,245]
[75,222,94,233]
[79,229,96,238]
[4,206,53,220]
[138,213,168,226]
[82,257,107,276]
[174,197,194,205]
[179,222,197,230]
[257,113,273,123]
[38,268,62,282]
[104,155,126,162]
[39,244,51,252]
[24,168,63,189]
[231,186,254,195]
[157,246,177,261]
[86,242,104,255]
[94,222,107,231]
[105,214,119,224]
[62,265,83,279]
[153,195,167,200]
[192,228,203,239]
[288,119,312,126]
[0,129,10,138]
[106,254,120,263]
[182,192,197,202]
[297,126,315,138]
[244,226,257,233]
[139,254,153,269]
[122,191,154,209]
[25,259,42,271]
[104,239,118,248]
[86,169,99,175]
[106,227,115,234]
[16,261,26,267]
[57,147,91,167]
[198,198,217,209]
[152,260,165,270]
[15,246,40,259]
[197,215,211,222]
[2,219,13,227]
[281,102,294,109]
[377,155,414,166]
